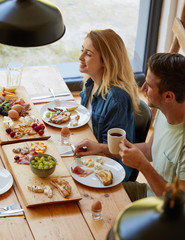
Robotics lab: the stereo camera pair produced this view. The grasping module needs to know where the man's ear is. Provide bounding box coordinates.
[163,91,175,103]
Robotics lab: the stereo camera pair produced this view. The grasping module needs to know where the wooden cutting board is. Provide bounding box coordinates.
[0,86,51,145]
[2,140,81,207]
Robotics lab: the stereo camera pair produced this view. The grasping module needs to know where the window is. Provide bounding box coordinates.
[0,0,162,90]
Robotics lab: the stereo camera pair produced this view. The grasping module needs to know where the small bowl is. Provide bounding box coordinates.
[30,154,56,178]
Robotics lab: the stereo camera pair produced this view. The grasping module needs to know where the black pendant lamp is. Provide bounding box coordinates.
[0,0,66,47]
[107,178,185,240]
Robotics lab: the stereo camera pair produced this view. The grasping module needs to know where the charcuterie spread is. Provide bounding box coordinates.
[0,86,50,144]
[2,136,81,207]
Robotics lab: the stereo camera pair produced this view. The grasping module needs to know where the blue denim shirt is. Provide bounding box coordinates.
[80,78,136,181]
[80,78,135,143]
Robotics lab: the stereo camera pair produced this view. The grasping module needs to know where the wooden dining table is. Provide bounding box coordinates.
[0,65,131,240]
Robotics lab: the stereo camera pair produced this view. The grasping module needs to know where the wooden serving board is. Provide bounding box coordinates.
[2,140,81,207]
[0,86,51,145]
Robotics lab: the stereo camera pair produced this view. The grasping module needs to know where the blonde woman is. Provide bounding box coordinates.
[75,29,141,181]
[79,29,140,143]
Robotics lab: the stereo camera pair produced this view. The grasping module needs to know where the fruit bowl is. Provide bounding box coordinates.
[30,154,56,178]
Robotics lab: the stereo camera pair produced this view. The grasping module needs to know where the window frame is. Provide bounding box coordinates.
[133,0,163,87]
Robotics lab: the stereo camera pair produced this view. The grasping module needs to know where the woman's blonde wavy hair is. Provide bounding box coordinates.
[82,29,140,113]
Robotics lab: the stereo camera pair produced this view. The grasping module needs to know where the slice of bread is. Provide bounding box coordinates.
[95,169,113,186]
[50,178,71,198]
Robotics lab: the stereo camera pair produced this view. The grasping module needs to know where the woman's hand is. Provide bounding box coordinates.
[74,139,104,157]
[119,138,149,171]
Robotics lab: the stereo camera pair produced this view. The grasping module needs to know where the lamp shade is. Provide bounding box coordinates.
[0,0,66,47]
[107,190,185,240]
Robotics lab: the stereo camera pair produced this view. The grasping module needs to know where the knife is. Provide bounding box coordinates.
[58,144,75,156]
[31,92,71,101]
[60,149,74,156]
[0,209,24,215]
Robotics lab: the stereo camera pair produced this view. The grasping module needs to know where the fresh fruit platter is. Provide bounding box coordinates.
[2,140,81,207]
[0,86,50,144]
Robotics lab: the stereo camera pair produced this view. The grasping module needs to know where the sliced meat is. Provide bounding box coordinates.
[71,166,94,177]
[14,151,38,165]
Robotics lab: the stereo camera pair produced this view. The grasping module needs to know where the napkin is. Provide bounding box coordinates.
[0,203,24,217]
[30,93,74,103]
[56,145,74,156]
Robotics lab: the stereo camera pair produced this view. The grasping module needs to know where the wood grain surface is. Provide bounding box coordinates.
[0,65,131,240]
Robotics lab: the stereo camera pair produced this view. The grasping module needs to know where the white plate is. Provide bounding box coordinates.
[40,100,90,129]
[0,167,13,195]
[70,156,125,188]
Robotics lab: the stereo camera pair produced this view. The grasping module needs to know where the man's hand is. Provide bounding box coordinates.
[119,138,149,171]
[74,139,104,157]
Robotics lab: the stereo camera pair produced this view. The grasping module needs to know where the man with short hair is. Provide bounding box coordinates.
[120,53,185,201]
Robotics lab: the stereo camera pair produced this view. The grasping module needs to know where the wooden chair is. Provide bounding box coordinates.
[169,1,185,54]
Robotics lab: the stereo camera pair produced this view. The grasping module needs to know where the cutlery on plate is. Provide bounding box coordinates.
[0,209,24,215]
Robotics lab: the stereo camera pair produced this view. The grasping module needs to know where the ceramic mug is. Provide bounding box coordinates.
[108,128,126,155]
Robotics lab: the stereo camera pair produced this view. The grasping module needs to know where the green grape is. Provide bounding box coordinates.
[49,164,53,168]
[31,160,35,165]
[45,112,51,118]
[31,154,55,169]
[40,156,45,162]
[51,112,56,117]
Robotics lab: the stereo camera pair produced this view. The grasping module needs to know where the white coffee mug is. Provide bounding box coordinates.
[108,128,126,155]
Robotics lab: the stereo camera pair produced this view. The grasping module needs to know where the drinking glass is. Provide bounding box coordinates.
[7,62,23,86]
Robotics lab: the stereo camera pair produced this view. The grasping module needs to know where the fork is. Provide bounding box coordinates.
[0,205,12,211]
[70,144,75,153]
[48,87,56,99]
[0,203,19,211]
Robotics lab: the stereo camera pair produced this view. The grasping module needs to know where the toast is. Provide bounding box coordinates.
[50,178,71,198]
[95,169,113,186]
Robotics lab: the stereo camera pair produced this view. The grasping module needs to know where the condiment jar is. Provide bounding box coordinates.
[91,200,102,220]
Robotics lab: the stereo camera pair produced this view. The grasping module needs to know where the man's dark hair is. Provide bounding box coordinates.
[147,53,185,103]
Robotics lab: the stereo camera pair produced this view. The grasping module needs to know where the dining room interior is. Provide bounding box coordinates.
[0,0,185,240]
